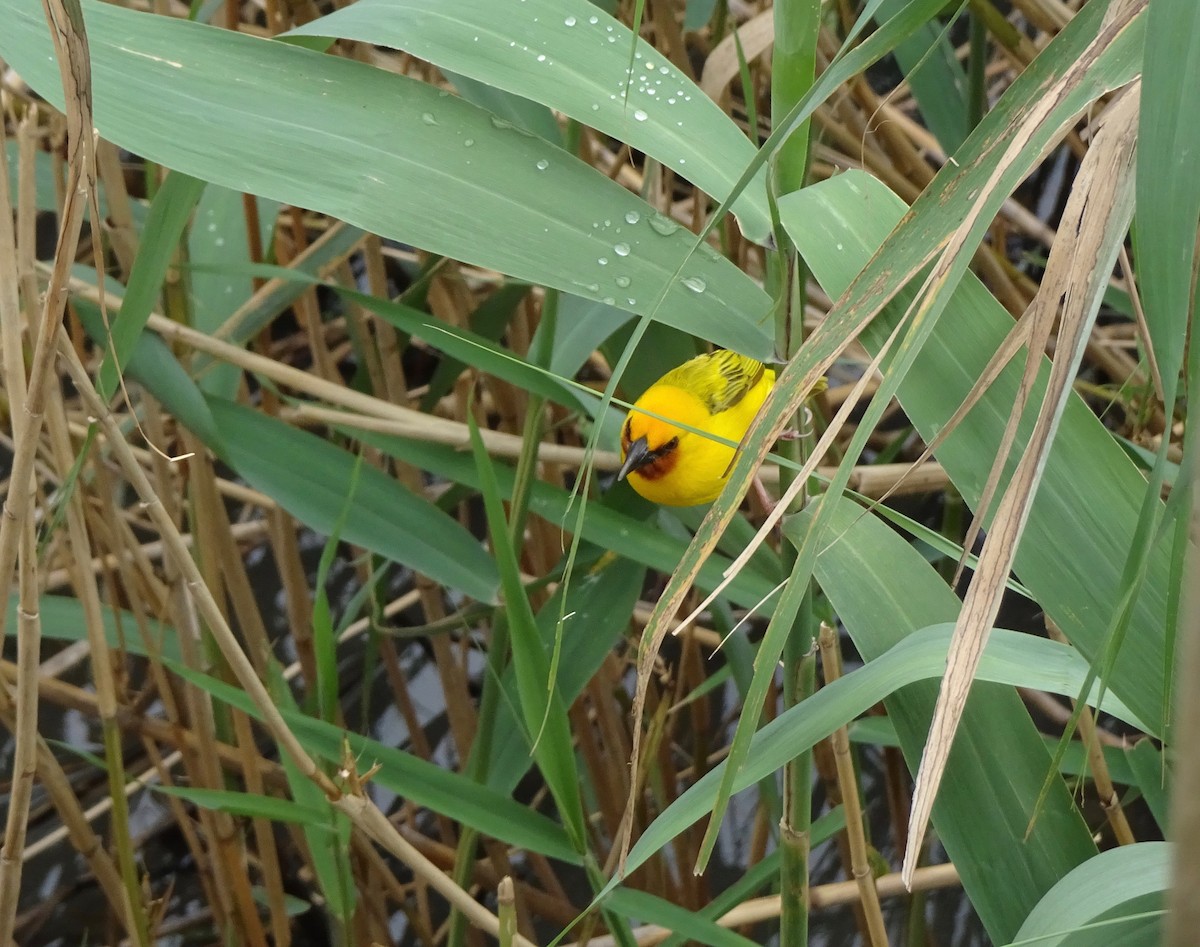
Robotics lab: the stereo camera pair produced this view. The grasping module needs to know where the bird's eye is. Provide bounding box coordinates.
[664,437,679,452]
[623,419,632,442]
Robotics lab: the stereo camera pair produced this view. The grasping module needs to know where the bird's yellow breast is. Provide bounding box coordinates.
[619,355,775,507]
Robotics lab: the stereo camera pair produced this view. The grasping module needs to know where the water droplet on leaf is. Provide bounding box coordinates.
[649,216,679,236]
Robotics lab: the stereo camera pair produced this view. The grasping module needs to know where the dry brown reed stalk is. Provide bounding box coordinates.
[817,622,888,947]
[55,331,539,946]
[0,0,144,935]
[155,427,268,941]
[1043,620,1135,845]
[13,106,40,333]
[565,863,962,947]
[94,139,137,277]
[906,71,1143,883]
[42,368,151,941]
[0,31,93,650]
[191,438,291,942]
[0,497,41,947]
[810,732,871,937]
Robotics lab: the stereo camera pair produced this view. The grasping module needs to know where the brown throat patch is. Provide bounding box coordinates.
[631,444,679,482]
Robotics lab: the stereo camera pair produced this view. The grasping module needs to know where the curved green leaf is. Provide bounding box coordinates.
[12,594,181,661]
[807,497,1099,941]
[783,170,1169,734]
[1009,843,1168,947]
[155,786,329,826]
[1135,0,1200,401]
[167,658,581,864]
[206,397,499,603]
[287,0,773,242]
[605,888,758,947]
[0,0,773,358]
[618,624,1133,892]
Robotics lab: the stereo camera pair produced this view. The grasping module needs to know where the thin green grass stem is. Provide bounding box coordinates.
[770,0,820,199]
[446,611,511,947]
[774,251,816,946]
[450,287,559,947]
[102,717,152,947]
[780,588,816,947]
[938,486,965,584]
[771,0,819,907]
[585,856,639,947]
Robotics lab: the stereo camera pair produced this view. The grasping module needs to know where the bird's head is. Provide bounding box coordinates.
[617,385,704,484]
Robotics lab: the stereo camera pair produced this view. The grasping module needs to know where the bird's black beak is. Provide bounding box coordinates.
[617,436,651,481]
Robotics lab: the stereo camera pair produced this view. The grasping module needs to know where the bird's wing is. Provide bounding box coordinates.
[659,350,766,415]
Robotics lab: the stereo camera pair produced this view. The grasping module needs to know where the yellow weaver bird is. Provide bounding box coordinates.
[617,350,775,507]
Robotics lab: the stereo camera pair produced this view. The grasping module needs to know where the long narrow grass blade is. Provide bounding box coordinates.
[608,622,1129,890]
[903,84,1140,884]
[164,656,581,861]
[98,171,205,400]
[466,407,588,851]
[206,396,501,603]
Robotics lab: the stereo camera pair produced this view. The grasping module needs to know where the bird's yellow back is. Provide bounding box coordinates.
[618,351,775,506]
